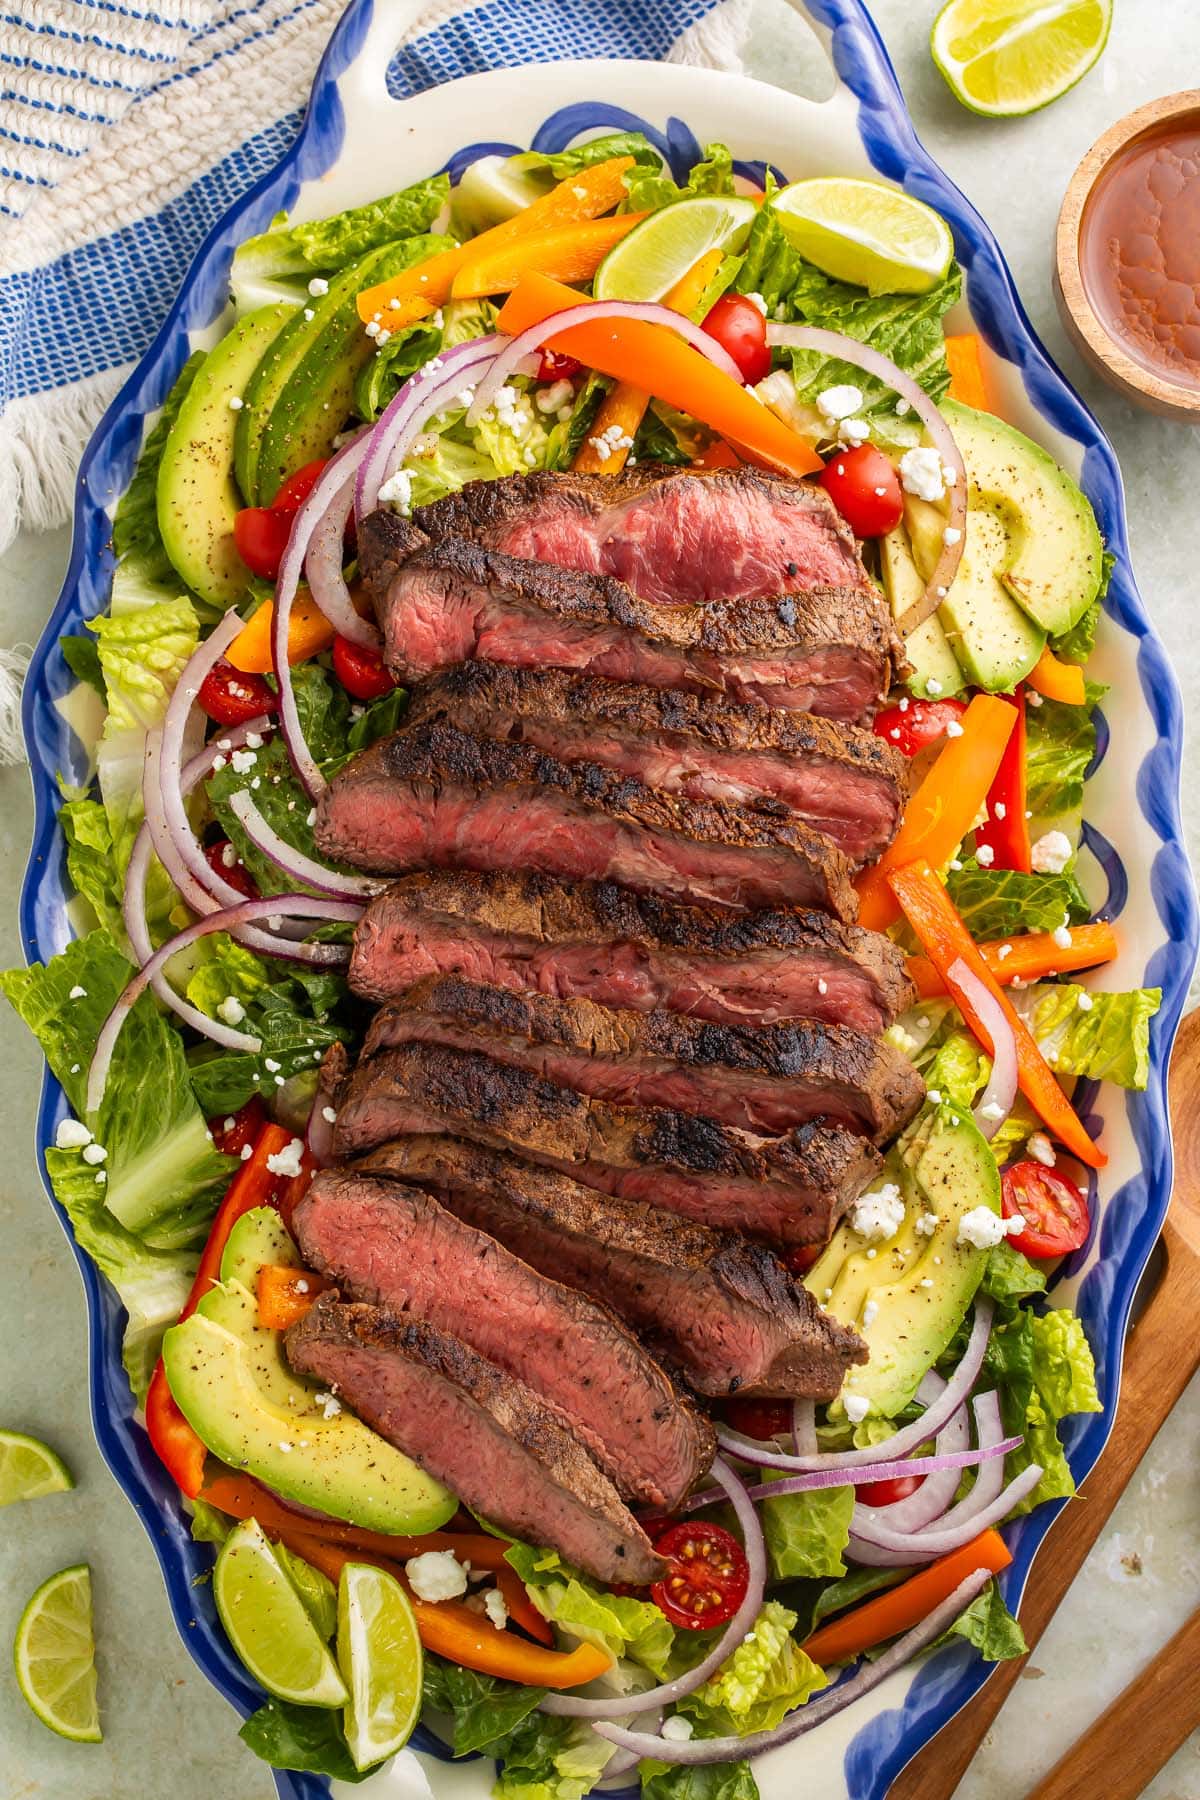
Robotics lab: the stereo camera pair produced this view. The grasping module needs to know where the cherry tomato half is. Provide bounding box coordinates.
[723,1397,794,1441]
[209,1095,267,1156]
[233,506,293,582]
[856,1473,923,1507]
[817,444,904,539]
[203,839,260,900]
[272,458,329,513]
[701,293,772,385]
[1001,1160,1090,1259]
[873,696,968,757]
[332,634,397,702]
[651,1521,750,1631]
[537,348,582,382]
[198,662,278,727]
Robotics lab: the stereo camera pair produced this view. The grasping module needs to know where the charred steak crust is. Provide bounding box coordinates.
[356,1136,867,1400]
[362,975,925,1143]
[292,1170,715,1508]
[315,719,858,918]
[286,1296,664,1584]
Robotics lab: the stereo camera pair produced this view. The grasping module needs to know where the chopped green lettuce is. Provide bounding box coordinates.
[679,1601,828,1736]
[944,866,1089,939]
[922,1028,991,1109]
[735,203,803,314]
[759,1476,854,1581]
[230,175,450,312]
[937,1579,1027,1662]
[510,131,661,184]
[1024,683,1104,848]
[504,1543,673,1679]
[421,1654,545,1755]
[642,1766,760,1800]
[239,1699,370,1782]
[979,1242,1048,1315]
[354,316,443,421]
[623,142,736,213]
[1007,1310,1101,1513]
[1050,552,1111,664]
[492,1712,615,1800]
[60,634,106,700]
[189,1498,233,1546]
[1012,982,1161,1089]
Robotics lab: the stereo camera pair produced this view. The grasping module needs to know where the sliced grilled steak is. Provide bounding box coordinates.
[350,872,914,1035]
[315,721,856,916]
[332,1041,881,1246]
[286,1297,663,1584]
[402,664,909,867]
[411,465,873,608]
[360,516,899,722]
[293,1170,714,1508]
[364,976,924,1143]
[357,1137,867,1399]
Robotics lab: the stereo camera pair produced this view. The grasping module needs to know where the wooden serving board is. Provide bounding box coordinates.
[889,1007,1200,1800]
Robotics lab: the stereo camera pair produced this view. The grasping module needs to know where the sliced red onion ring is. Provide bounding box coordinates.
[356,336,502,519]
[467,298,745,430]
[303,469,377,650]
[87,895,362,1114]
[540,1456,765,1718]
[679,1432,1018,1514]
[765,322,967,636]
[792,1399,816,1457]
[916,1391,1010,1534]
[227,790,383,901]
[593,1568,993,1764]
[304,1050,343,1168]
[716,1298,993,1474]
[158,613,255,904]
[949,955,1019,1141]
[852,1397,969,1536]
[848,1459,1043,1563]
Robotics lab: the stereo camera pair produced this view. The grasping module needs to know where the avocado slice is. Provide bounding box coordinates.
[237,235,444,505]
[805,1103,998,1420]
[906,483,1045,693]
[879,527,964,700]
[162,1208,457,1534]
[155,303,292,608]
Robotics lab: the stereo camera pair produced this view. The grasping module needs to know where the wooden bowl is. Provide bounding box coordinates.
[1055,90,1200,420]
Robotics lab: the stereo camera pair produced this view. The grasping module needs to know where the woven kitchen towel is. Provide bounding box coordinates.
[0,0,752,758]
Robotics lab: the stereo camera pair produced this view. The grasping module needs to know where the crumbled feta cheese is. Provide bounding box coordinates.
[82,1142,107,1165]
[68,985,87,1000]
[230,748,257,775]
[997,943,1013,960]
[1027,1132,1057,1168]
[557,404,574,423]
[927,1089,943,1105]
[948,857,963,871]
[1027,689,1043,706]
[919,1277,934,1289]
[322,1105,337,1125]
[816,977,828,995]
[227,394,243,411]
[945,719,964,737]
[975,844,995,867]
[894,397,911,416]
[307,808,317,827]
[661,1716,695,1742]
[264,1057,281,1072]
[1031,830,1072,874]
[838,417,871,447]
[483,1587,509,1632]
[587,423,634,462]
[378,468,414,513]
[406,1549,468,1603]
[278,1441,294,1453]
[943,525,962,545]
[816,383,864,421]
[295,1278,309,1295]
[364,319,380,339]
[1052,924,1073,949]
[303,307,315,321]
[925,676,943,696]
[535,378,574,414]
[861,1300,879,1329]
[1077,991,1094,1012]
[315,1391,342,1420]
[915,1212,939,1237]
[55,1118,93,1150]
[217,996,246,1026]
[899,446,946,502]
[95,1171,107,1185]
[571,185,588,200]
[240,1143,254,1161]
[376,329,392,346]
[307,276,329,297]
[849,1182,905,1242]
[744,292,768,317]
[843,1394,870,1425]
[266,1137,305,1180]
[957,1206,1013,1250]
[993,801,1007,820]
[220,843,238,869]
[978,1100,1006,1123]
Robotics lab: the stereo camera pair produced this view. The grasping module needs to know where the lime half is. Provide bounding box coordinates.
[213,1520,347,1708]
[594,195,757,302]
[771,177,954,296]
[337,1562,423,1772]
[13,1564,101,1743]
[0,1429,73,1507]
[932,0,1111,118]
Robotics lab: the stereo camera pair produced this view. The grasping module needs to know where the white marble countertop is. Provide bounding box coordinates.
[1,3,1199,1795]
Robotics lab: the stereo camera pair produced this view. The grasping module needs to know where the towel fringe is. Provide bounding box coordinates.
[0,370,127,555]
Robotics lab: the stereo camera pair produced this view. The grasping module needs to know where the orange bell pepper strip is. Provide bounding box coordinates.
[200,1473,507,1565]
[356,156,636,323]
[1028,644,1087,707]
[497,274,823,479]
[147,1124,292,1494]
[907,918,1119,999]
[256,1263,330,1331]
[450,213,648,300]
[974,689,1031,874]
[573,248,725,476]
[944,332,992,412]
[856,694,1019,931]
[280,1529,605,1685]
[226,589,333,675]
[802,1530,1012,1667]
[692,438,741,469]
[888,860,1105,1167]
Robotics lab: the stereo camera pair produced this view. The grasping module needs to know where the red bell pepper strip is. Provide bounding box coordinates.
[802,1529,1012,1666]
[974,689,1031,873]
[888,860,1105,1168]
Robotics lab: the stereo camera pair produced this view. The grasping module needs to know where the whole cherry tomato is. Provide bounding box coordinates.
[817,443,904,538]
[537,348,582,382]
[209,1096,267,1156]
[723,1397,794,1441]
[234,506,292,582]
[701,293,772,385]
[332,634,397,702]
[198,662,277,727]
[203,839,259,900]
[651,1521,750,1630]
[1001,1159,1090,1259]
[873,696,968,756]
[856,1473,924,1507]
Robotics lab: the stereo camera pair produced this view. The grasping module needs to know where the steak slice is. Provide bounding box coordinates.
[402,664,909,867]
[293,1170,714,1508]
[360,514,899,722]
[332,1041,881,1246]
[315,721,857,917]
[364,976,924,1143]
[286,1297,663,1584]
[350,871,914,1035]
[411,465,873,608]
[357,1137,867,1400]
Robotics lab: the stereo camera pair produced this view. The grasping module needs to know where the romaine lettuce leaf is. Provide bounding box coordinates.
[679,1601,828,1736]
[642,1765,760,1800]
[1006,1310,1101,1514]
[1012,982,1161,1089]
[1024,683,1104,848]
[421,1654,546,1755]
[60,634,106,700]
[623,142,736,213]
[759,1477,854,1581]
[239,1699,370,1782]
[354,316,443,421]
[938,1579,1027,1662]
[510,131,661,184]
[944,866,1089,939]
[504,1543,673,1679]
[979,1242,1048,1316]
[735,204,803,314]
[492,1712,614,1800]
[922,1028,991,1109]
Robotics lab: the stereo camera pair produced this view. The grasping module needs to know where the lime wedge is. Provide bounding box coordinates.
[932,0,1111,117]
[593,195,757,302]
[0,1429,73,1507]
[337,1561,423,1772]
[13,1564,101,1743]
[771,178,954,296]
[213,1520,348,1708]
